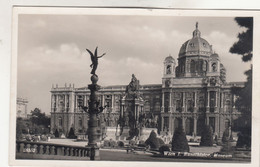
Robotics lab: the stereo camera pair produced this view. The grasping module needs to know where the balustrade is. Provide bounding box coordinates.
[16,141,91,160]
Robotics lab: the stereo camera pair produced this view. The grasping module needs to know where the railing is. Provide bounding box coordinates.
[16,140,91,160]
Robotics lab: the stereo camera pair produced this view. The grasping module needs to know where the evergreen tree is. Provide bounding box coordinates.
[171,127,189,152]
[230,17,252,148]
[145,130,160,149]
[54,129,59,138]
[68,127,77,139]
[200,125,213,146]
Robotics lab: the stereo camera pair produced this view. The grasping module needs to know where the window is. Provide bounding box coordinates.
[190,60,195,73]
[78,117,83,127]
[225,100,231,112]
[58,117,62,127]
[203,60,207,71]
[176,100,182,112]
[166,65,171,74]
[187,100,193,112]
[212,63,217,72]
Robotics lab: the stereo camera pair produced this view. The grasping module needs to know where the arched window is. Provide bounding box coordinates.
[190,60,195,73]
[212,62,217,72]
[144,101,150,112]
[225,100,231,112]
[187,100,193,112]
[203,60,207,71]
[198,99,205,112]
[166,65,171,74]
[78,117,83,127]
[154,101,160,111]
[176,100,182,112]
[58,117,62,127]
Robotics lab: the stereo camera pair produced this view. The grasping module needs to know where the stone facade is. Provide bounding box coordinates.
[50,23,244,138]
[17,97,28,118]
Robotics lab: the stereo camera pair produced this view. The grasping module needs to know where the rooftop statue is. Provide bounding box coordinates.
[86,47,106,76]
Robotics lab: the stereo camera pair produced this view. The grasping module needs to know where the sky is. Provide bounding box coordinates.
[17,14,251,115]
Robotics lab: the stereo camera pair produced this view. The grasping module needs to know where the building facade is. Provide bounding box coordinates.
[50,23,243,138]
[17,97,29,118]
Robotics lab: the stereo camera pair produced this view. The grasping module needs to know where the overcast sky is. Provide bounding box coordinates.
[17,14,251,114]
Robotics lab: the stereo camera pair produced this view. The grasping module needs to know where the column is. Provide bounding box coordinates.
[161,117,164,131]
[194,91,197,107]
[182,92,185,112]
[161,92,165,113]
[193,117,197,136]
[84,95,87,106]
[221,92,224,108]
[51,94,54,112]
[207,91,210,107]
[215,91,218,107]
[206,116,209,125]
[182,117,186,131]
[75,95,78,112]
[64,94,67,112]
[102,95,105,107]
[232,94,236,108]
[169,91,172,113]
[172,117,175,135]
[111,94,114,112]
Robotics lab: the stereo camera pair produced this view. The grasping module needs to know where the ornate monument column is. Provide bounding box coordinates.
[82,47,105,160]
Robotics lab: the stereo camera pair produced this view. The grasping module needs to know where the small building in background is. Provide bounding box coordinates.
[16,97,29,118]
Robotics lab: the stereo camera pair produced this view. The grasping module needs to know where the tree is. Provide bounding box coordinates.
[145,130,160,149]
[68,127,77,139]
[54,129,59,138]
[200,125,213,146]
[29,108,51,134]
[230,17,253,148]
[230,17,253,62]
[171,127,189,152]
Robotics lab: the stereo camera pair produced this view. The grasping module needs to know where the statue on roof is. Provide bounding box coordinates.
[86,47,106,76]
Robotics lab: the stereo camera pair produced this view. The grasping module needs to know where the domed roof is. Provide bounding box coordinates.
[164,55,175,63]
[210,53,219,60]
[179,22,213,57]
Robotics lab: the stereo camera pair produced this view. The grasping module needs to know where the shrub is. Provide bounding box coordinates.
[159,145,170,155]
[32,135,40,142]
[109,140,117,148]
[103,140,110,147]
[222,128,230,144]
[54,129,59,138]
[236,127,251,148]
[117,141,125,147]
[40,135,47,141]
[220,140,235,154]
[129,140,136,146]
[200,125,213,146]
[139,140,145,145]
[145,130,160,149]
[68,127,77,139]
[171,127,189,152]
[17,134,26,141]
[157,138,165,147]
[25,134,32,141]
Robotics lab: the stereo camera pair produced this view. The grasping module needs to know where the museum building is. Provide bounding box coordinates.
[50,23,243,138]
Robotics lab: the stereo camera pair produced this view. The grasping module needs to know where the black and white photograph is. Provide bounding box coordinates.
[8,7,259,167]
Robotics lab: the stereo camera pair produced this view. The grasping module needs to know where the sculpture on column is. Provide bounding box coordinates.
[80,46,105,160]
[86,47,106,76]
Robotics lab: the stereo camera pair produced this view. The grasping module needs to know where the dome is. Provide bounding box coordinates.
[179,22,213,57]
[164,55,175,63]
[210,53,219,60]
